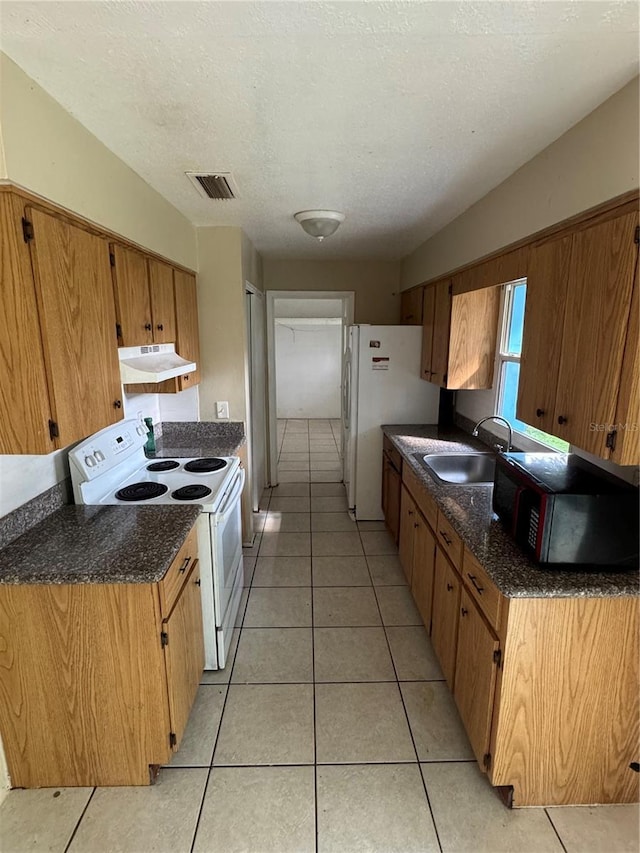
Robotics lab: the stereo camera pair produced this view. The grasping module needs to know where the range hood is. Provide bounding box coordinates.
[118,344,197,384]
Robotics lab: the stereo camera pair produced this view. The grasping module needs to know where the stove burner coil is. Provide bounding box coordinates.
[115,482,169,502]
[172,484,213,501]
[146,460,180,472]
[183,458,227,473]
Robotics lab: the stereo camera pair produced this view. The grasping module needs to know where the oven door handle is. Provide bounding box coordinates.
[215,467,246,523]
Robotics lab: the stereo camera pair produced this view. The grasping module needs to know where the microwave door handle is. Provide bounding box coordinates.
[512,485,525,537]
[216,467,246,522]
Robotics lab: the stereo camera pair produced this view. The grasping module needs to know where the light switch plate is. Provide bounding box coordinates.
[216,401,230,419]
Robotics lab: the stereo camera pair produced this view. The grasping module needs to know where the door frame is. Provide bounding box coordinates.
[265,290,355,486]
[245,282,267,511]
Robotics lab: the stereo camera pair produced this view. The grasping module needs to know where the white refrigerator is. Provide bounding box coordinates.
[342,325,440,520]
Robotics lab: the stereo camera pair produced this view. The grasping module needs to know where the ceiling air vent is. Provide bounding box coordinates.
[185,171,239,200]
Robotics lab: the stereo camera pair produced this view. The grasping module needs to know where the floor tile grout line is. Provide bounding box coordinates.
[356,520,445,853]
[544,807,569,852]
[309,506,320,853]
[63,786,97,853]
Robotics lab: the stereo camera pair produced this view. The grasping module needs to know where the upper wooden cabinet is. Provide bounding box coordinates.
[0,194,54,454]
[26,206,124,449]
[400,287,424,325]
[611,261,639,465]
[421,280,500,390]
[518,210,639,460]
[112,246,177,347]
[173,270,201,390]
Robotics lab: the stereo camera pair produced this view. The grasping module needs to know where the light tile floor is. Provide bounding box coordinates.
[1,419,638,852]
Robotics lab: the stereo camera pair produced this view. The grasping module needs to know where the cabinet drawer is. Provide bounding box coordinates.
[403,465,437,530]
[159,525,199,616]
[383,435,403,474]
[462,550,503,633]
[436,510,463,568]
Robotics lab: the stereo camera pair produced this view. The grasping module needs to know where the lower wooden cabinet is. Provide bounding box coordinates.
[430,548,461,689]
[410,513,437,632]
[381,450,401,543]
[0,526,203,788]
[453,587,500,767]
[398,485,417,584]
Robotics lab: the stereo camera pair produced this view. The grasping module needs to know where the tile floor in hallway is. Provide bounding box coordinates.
[2,420,638,852]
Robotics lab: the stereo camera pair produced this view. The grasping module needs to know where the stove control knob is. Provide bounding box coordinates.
[136,425,146,437]
[85,455,97,468]
[94,450,105,462]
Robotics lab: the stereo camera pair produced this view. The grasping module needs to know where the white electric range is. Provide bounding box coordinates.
[69,419,245,670]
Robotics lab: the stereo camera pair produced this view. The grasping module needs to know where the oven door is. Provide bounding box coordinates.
[211,466,245,634]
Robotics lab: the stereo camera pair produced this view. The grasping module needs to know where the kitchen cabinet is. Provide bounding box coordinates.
[410,512,437,632]
[381,436,402,543]
[397,468,437,632]
[611,262,639,465]
[398,485,417,584]
[26,206,123,448]
[430,548,461,689]
[112,245,177,348]
[453,587,500,768]
[421,280,500,389]
[400,286,424,325]
[518,210,639,460]
[0,193,54,454]
[0,526,203,787]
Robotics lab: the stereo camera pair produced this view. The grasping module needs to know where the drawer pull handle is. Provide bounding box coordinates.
[195,578,201,587]
[461,607,468,617]
[179,556,191,574]
[446,582,453,592]
[467,573,484,594]
[440,531,452,546]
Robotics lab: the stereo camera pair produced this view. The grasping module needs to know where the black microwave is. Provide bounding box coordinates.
[492,453,639,567]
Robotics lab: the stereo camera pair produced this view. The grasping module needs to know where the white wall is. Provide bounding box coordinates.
[275,321,342,419]
[401,77,640,288]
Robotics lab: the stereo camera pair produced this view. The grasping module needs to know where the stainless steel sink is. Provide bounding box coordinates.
[421,452,495,485]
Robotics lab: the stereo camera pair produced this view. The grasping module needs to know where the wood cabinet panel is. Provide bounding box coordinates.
[163,561,205,751]
[435,510,463,569]
[610,259,639,465]
[411,514,436,632]
[400,287,424,325]
[402,464,437,530]
[420,285,436,381]
[28,208,123,447]
[462,549,503,634]
[149,258,176,344]
[553,211,638,455]
[447,286,500,390]
[430,549,460,689]
[516,236,572,435]
[174,270,201,389]
[430,281,452,385]
[382,457,401,543]
[454,588,500,768]
[112,244,153,346]
[398,486,417,585]
[0,582,171,787]
[0,194,54,454]
[159,527,199,617]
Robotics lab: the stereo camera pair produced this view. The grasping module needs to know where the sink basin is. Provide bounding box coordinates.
[421,453,496,485]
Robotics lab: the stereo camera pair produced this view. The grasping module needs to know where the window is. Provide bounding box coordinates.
[496,281,569,451]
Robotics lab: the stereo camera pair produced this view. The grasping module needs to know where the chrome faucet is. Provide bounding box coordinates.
[472,416,513,453]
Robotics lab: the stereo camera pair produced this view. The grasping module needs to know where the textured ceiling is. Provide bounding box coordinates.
[1,1,638,260]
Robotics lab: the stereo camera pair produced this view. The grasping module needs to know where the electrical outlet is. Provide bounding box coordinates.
[216,401,230,419]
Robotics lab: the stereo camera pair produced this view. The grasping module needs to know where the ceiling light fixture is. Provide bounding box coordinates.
[294,209,345,242]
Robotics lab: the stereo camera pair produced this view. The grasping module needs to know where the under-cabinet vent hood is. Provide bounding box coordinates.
[118,344,197,384]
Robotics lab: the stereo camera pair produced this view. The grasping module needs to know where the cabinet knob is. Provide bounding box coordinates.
[183,374,190,381]
[157,323,164,331]
[536,408,545,417]
[461,607,468,617]
[144,323,152,331]
[195,578,201,587]
[113,400,122,409]
[446,583,453,592]
[557,415,568,425]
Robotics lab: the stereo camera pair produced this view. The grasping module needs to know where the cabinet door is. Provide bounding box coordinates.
[163,561,205,751]
[411,513,436,632]
[0,194,54,454]
[430,281,452,386]
[28,208,123,448]
[111,244,153,346]
[398,486,417,585]
[174,270,201,389]
[610,258,639,465]
[149,259,176,344]
[447,287,500,390]
[430,548,460,689]
[553,212,638,455]
[516,236,571,435]
[421,285,436,381]
[453,588,500,768]
[401,287,424,325]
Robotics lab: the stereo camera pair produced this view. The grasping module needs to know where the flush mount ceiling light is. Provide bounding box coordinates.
[294,209,345,242]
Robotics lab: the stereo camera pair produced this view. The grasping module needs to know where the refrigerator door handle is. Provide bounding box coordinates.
[342,358,351,430]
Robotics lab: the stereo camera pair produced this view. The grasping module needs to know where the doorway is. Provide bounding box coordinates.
[266,291,355,486]
[245,283,267,511]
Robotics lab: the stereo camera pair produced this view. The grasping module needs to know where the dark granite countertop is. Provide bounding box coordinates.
[0,505,201,585]
[382,425,639,599]
[151,420,246,459]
